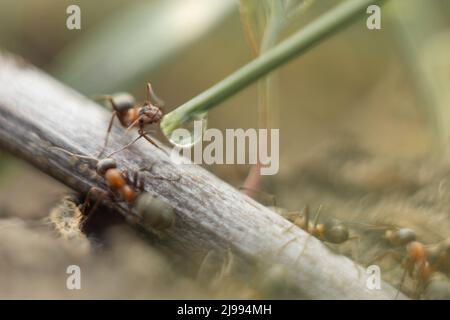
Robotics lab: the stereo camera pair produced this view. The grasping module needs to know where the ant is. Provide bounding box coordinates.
[277,205,361,271]
[284,205,357,245]
[238,188,355,245]
[51,147,177,230]
[238,188,358,261]
[367,226,434,299]
[349,222,417,247]
[96,82,166,157]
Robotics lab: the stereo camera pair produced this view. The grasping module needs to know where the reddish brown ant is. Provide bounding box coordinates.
[51,147,177,230]
[238,187,355,245]
[368,227,434,299]
[368,230,450,299]
[276,205,360,270]
[96,82,166,157]
[283,205,357,245]
[349,222,417,247]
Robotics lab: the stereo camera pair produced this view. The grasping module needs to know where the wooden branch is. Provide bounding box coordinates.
[0,52,406,299]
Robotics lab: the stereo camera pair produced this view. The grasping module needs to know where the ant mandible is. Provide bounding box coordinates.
[97,82,166,157]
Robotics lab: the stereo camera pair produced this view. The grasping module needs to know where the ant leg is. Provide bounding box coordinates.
[300,205,310,231]
[276,237,299,257]
[129,169,144,191]
[107,134,144,157]
[196,250,215,282]
[139,129,169,156]
[121,169,133,186]
[146,82,165,108]
[346,235,362,278]
[295,234,313,263]
[131,170,139,189]
[217,247,234,282]
[98,111,117,157]
[311,205,322,232]
[137,172,146,192]
[124,116,142,135]
[367,250,403,267]
[50,147,97,162]
[79,187,109,218]
[223,247,234,275]
[394,267,408,300]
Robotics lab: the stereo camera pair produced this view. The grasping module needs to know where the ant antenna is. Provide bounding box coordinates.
[146,83,165,108]
[50,146,97,162]
[312,205,323,228]
[124,116,142,135]
[106,131,168,158]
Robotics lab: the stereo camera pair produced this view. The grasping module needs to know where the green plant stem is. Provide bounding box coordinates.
[161,0,387,135]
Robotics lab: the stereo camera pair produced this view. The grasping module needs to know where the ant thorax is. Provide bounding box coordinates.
[124,107,140,127]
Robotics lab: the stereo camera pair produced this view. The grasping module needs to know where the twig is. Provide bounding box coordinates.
[0,52,405,299]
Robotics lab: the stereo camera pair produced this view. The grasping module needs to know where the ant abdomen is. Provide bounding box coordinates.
[385,228,416,246]
[135,193,175,230]
[110,92,136,112]
[323,219,349,244]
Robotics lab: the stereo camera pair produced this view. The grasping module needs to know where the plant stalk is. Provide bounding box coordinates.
[161,0,387,136]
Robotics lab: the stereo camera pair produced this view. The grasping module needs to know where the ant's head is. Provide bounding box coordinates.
[110,93,136,112]
[96,158,117,175]
[323,219,349,244]
[138,103,163,125]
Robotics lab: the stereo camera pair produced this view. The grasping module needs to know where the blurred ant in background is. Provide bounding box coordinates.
[366,226,449,299]
[284,205,357,245]
[239,188,357,250]
[95,82,166,157]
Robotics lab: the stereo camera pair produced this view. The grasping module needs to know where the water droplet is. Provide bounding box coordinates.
[166,112,208,148]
